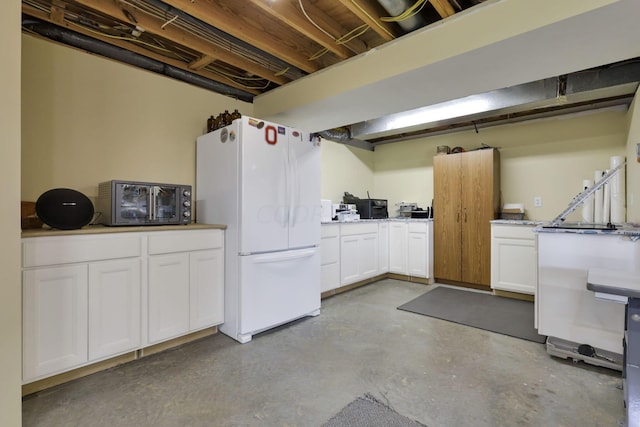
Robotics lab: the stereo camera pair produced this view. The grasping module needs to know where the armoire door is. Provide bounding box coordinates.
[433,153,462,281]
[460,149,499,286]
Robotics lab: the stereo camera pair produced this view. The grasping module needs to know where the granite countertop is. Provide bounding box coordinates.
[321,217,433,224]
[491,219,543,226]
[533,222,640,238]
[21,223,227,238]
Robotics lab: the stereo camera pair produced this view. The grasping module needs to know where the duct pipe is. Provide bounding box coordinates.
[22,18,254,102]
[377,0,427,32]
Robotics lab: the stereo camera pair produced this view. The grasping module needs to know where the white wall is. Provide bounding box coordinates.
[1,0,22,425]
[322,108,627,220]
[21,35,252,203]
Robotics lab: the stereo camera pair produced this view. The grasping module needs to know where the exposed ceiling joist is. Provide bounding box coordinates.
[247,0,353,60]
[162,0,324,74]
[336,0,400,41]
[430,0,456,18]
[72,0,291,86]
[22,5,260,96]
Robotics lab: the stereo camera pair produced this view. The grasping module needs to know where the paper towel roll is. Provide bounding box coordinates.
[610,156,626,223]
[603,169,611,223]
[581,179,594,223]
[593,170,603,223]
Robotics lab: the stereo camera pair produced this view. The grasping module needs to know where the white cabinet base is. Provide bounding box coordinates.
[491,223,537,296]
[22,228,224,384]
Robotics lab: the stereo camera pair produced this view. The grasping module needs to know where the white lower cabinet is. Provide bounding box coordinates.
[320,223,340,292]
[147,229,225,344]
[23,264,89,381]
[340,223,379,285]
[389,222,408,274]
[378,222,389,273]
[389,221,432,279]
[22,228,224,384]
[490,223,537,295]
[148,247,224,343]
[148,253,190,343]
[408,230,428,277]
[88,258,141,360]
[190,249,224,330]
[321,220,433,293]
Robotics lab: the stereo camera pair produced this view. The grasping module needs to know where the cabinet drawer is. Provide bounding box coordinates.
[23,234,142,267]
[408,222,428,233]
[148,230,223,254]
[321,223,340,238]
[340,222,378,236]
[491,224,535,240]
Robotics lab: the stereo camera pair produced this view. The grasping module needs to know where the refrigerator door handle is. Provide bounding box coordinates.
[286,144,295,229]
[289,149,298,227]
[251,248,316,263]
[281,147,290,229]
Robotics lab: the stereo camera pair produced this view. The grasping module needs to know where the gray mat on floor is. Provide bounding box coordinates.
[398,286,546,344]
[322,393,427,427]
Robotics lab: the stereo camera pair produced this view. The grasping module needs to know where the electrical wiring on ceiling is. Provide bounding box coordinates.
[349,0,396,39]
[380,0,429,22]
[119,0,298,80]
[297,0,371,60]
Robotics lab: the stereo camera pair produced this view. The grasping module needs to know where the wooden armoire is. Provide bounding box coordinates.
[433,148,500,288]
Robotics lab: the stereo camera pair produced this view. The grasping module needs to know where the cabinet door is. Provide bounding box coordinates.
[148,253,190,343]
[190,249,224,330]
[358,233,379,279]
[491,238,536,294]
[23,265,88,381]
[378,222,389,273]
[340,235,361,285]
[461,149,498,286]
[408,232,427,277]
[88,258,141,360]
[321,224,340,292]
[433,154,462,281]
[388,222,408,274]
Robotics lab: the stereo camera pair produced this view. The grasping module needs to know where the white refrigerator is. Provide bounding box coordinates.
[196,116,321,343]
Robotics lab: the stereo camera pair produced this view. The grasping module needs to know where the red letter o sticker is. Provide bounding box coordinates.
[265,125,277,145]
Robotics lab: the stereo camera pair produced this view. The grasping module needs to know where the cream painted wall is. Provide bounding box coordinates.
[21,35,252,204]
[1,0,22,425]
[320,108,627,220]
[320,139,374,205]
[625,90,640,223]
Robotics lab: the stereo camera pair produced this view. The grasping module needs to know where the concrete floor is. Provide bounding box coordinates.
[22,279,625,427]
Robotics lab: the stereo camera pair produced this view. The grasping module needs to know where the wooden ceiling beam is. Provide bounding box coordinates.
[430,0,456,19]
[50,0,65,24]
[162,0,321,74]
[289,0,369,55]
[21,4,262,96]
[189,55,216,71]
[247,0,360,59]
[336,0,400,42]
[70,0,290,85]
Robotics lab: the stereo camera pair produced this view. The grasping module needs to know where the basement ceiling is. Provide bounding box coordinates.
[21,0,486,102]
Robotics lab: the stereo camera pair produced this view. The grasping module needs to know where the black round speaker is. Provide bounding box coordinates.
[36,188,94,230]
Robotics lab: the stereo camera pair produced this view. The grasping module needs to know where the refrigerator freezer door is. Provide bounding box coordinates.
[239,120,289,253]
[236,248,320,343]
[288,131,321,249]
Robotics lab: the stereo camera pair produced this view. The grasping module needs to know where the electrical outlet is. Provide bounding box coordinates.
[534,196,543,207]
